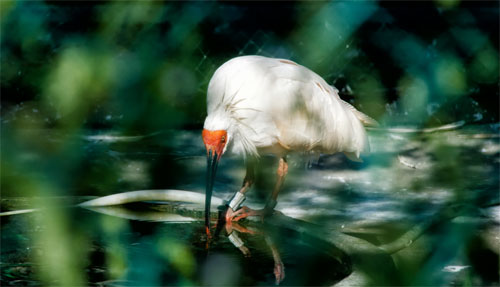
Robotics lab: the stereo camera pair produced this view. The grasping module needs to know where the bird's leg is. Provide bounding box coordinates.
[265,235,286,285]
[232,157,288,221]
[267,156,288,212]
[225,161,255,221]
[223,220,251,257]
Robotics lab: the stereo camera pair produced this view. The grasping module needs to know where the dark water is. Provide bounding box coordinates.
[1,204,351,286]
[1,125,499,286]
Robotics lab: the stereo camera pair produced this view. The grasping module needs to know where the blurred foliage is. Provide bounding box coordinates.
[1,1,498,134]
[1,1,498,286]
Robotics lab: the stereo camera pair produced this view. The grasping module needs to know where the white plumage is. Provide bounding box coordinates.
[201,55,378,230]
[204,55,376,160]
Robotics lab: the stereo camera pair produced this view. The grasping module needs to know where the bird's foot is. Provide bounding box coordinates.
[225,206,260,221]
[225,205,277,222]
[224,220,261,235]
[274,260,286,285]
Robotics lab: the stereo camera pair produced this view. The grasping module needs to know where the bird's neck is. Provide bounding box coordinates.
[209,109,258,159]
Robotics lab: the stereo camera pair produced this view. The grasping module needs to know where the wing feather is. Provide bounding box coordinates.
[207,56,374,160]
[340,100,379,127]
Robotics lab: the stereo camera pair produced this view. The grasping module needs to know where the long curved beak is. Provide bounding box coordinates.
[205,149,219,235]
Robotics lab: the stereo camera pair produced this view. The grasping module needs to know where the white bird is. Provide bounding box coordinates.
[202,55,377,233]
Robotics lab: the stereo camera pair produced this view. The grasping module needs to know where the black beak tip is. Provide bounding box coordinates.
[205,150,219,230]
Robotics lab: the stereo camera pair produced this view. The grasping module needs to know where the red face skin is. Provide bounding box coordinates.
[202,129,227,159]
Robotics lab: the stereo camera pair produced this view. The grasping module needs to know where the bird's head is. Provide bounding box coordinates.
[202,129,228,160]
[201,128,229,235]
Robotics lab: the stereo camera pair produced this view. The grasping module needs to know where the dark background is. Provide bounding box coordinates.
[1,1,499,133]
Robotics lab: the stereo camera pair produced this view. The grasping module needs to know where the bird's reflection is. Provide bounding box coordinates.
[213,206,286,285]
[82,201,287,285]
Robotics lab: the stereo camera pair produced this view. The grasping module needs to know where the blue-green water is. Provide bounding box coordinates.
[1,203,351,286]
[1,125,499,286]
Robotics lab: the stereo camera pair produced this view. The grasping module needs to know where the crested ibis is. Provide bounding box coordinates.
[202,55,377,233]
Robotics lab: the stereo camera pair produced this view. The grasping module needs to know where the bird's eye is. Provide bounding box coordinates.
[221,135,226,142]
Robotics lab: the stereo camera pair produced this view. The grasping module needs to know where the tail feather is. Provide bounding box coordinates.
[341,100,379,127]
[344,151,363,162]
